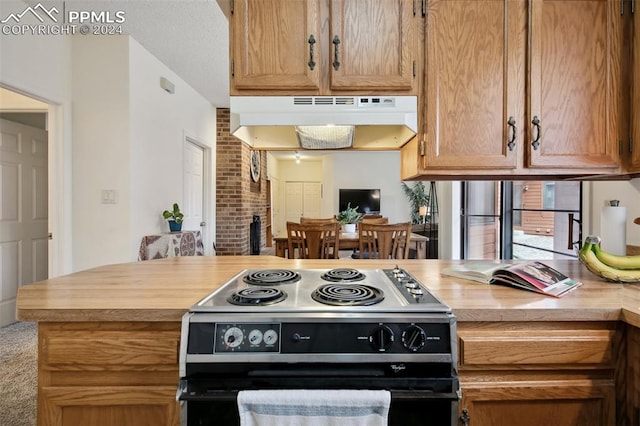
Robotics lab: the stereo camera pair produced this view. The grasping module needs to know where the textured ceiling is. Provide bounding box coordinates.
[22,0,230,107]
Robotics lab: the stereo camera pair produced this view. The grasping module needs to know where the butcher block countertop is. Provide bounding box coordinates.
[16,256,640,326]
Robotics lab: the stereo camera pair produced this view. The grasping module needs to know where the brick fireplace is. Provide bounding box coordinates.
[216,108,267,255]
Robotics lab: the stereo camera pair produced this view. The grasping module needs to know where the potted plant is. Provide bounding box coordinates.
[162,203,184,232]
[337,202,362,233]
[401,182,430,225]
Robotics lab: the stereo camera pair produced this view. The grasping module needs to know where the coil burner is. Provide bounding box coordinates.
[320,268,366,282]
[243,269,301,286]
[311,283,384,306]
[227,287,287,306]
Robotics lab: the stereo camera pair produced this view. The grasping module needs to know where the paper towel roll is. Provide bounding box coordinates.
[601,204,626,255]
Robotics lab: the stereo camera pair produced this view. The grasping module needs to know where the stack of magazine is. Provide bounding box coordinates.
[441,261,582,298]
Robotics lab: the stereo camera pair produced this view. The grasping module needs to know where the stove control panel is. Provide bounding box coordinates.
[384,267,440,304]
[213,323,281,353]
[282,322,450,354]
[187,321,451,355]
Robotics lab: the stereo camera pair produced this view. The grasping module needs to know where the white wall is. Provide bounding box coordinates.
[71,36,131,270]
[71,36,217,271]
[329,151,411,223]
[269,151,413,235]
[587,179,640,247]
[0,1,73,276]
[128,38,216,260]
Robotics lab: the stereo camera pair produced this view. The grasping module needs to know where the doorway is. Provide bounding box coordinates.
[183,137,212,254]
[0,112,49,326]
[284,181,322,224]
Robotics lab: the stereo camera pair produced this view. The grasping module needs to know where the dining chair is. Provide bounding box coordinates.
[287,221,340,259]
[350,217,388,258]
[300,217,338,224]
[361,216,388,225]
[362,214,384,220]
[357,222,412,260]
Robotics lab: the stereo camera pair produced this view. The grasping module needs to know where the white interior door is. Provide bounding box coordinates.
[285,182,304,223]
[183,140,204,232]
[0,119,48,327]
[285,181,322,224]
[302,182,322,218]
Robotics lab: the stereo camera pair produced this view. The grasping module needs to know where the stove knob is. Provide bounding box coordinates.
[223,327,244,349]
[369,325,394,351]
[409,287,424,298]
[401,325,426,352]
[404,280,418,289]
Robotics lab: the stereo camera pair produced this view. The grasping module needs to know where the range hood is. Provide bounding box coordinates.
[229,96,417,150]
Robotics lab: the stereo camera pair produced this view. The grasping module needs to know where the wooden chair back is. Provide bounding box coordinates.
[287,221,340,259]
[358,222,411,260]
[300,217,338,224]
[361,216,389,225]
[362,214,383,220]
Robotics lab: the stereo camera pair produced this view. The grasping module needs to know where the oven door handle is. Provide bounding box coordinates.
[177,379,460,402]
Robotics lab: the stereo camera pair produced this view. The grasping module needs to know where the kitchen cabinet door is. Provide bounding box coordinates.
[457,321,619,426]
[37,322,181,426]
[40,386,179,426]
[329,0,417,92]
[231,0,323,92]
[421,0,525,170]
[458,382,615,426]
[626,325,640,426]
[527,0,622,170]
[630,2,640,171]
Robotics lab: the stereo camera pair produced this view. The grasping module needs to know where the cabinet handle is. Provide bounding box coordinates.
[308,35,316,70]
[459,408,470,425]
[507,116,516,151]
[332,35,341,71]
[531,115,541,150]
[567,213,582,251]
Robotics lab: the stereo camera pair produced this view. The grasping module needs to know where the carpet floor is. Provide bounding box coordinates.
[0,321,37,426]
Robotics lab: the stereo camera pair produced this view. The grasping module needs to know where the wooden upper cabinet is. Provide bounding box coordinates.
[230,0,418,95]
[422,0,525,170]
[404,0,625,179]
[231,0,323,92]
[329,0,416,91]
[527,0,622,170]
[630,2,640,171]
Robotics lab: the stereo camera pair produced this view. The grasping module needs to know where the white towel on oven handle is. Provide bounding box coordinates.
[237,389,391,426]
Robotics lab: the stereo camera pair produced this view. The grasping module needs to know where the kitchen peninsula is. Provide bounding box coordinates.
[17,256,640,426]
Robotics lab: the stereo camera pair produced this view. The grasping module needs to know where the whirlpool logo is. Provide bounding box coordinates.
[390,364,406,373]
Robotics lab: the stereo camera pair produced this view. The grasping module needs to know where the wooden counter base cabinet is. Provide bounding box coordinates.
[36,320,624,426]
[457,322,620,426]
[38,322,181,426]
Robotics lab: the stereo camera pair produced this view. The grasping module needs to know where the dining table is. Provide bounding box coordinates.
[273,231,429,259]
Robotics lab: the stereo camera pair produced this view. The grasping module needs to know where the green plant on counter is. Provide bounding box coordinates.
[336,203,362,225]
[401,182,430,224]
[162,203,184,224]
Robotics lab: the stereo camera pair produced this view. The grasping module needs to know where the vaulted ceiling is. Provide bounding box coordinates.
[20,0,230,107]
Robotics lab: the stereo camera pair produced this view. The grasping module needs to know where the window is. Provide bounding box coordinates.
[543,182,555,209]
[461,181,582,260]
[461,182,501,259]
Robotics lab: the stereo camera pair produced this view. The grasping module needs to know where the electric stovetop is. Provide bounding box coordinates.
[191,267,451,314]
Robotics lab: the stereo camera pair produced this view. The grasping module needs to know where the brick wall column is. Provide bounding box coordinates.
[216,108,266,255]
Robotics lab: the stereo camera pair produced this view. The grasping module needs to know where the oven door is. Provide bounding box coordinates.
[177,364,460,426]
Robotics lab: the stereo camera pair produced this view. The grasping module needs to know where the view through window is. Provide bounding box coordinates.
[461,181,582,260]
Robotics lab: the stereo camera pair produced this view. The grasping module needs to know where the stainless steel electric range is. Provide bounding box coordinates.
[178,267,460,426]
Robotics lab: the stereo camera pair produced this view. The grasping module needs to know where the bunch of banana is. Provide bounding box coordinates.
[578,235,640,283]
